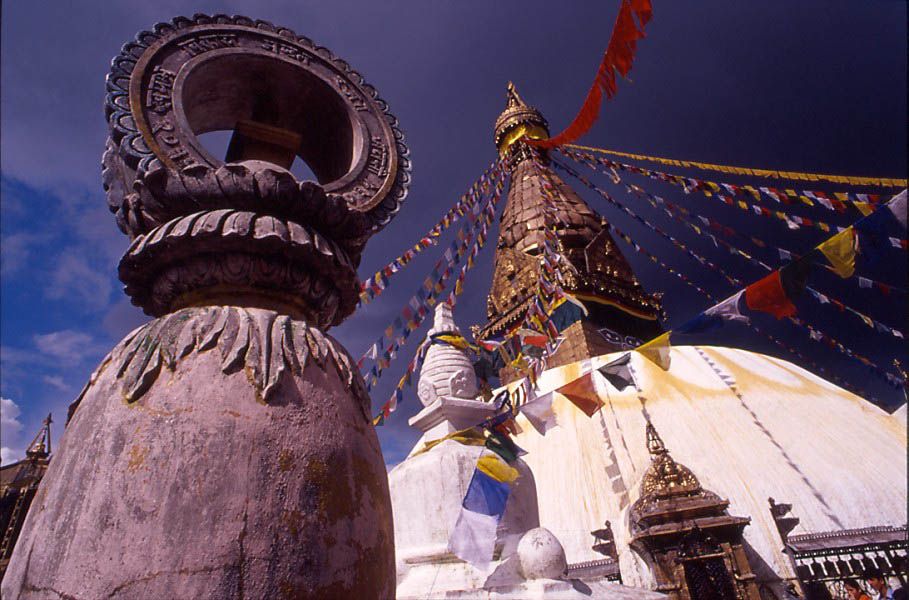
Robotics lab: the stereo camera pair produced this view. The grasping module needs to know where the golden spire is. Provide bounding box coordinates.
[645,421,667,456]
[25,414,52,460]
[493,82,549,154]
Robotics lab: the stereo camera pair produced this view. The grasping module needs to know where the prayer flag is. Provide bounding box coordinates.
[556,372,604,416]
[676,313,724,335]
[448,453,517,569]
[637,332,671,370]
[854,209,889,264]
[597,353,635,391]
[485,430,525,464]
[889,189,907,230]
[745,270,797,319]
[817,228,856,278]
[520,391,558,435]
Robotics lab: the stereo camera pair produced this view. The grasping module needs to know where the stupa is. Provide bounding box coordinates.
[462,86,908,597]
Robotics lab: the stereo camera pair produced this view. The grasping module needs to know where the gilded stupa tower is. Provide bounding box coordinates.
[477,84,664,381]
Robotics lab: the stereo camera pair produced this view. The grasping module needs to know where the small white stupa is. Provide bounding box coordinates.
[409,301,496,441]
[388,303,666,599]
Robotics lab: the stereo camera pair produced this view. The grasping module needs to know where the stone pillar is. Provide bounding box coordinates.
[2,14,410,599]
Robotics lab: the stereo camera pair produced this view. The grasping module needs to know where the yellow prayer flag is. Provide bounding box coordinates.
[854,202,874,216]
[477,455,520,483]
[637,332,671,371]
[817,228,857,278]
[818,223,830,232]
[799,196,814,206]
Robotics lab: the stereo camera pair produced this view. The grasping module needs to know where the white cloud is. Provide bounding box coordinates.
[41,375,71,392]
[1,397,25,465]
[1,447,25,465]
[46,253,113,312]
[33,329,98,364]
[0,231,52,275]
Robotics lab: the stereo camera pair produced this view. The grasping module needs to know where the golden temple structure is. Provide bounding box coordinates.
[0,415,52,580]
[477,84,664,382]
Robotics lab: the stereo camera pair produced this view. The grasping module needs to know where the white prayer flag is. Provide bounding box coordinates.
[448,509,499,569]
[705,290,750,324]
[888,189,907,230]
[520,391,558,435]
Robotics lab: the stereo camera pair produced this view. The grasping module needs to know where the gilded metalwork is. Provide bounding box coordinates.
[638,423,700,500]
[477,84,664,380]
[494,83,549,150]
[629,423,761,600]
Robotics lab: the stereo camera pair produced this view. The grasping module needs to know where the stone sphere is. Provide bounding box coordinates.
[516,527,567,580]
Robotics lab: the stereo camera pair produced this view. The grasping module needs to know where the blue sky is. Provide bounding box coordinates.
[1,1,906,466]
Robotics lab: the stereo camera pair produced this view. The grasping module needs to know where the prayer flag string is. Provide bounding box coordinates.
[552,158,745,289]
[563,156,908,337]
[562,147,909,244]
[369,177,507,416]
[564,143,908,188]
[552,156,904,390]
[360,158,506,304]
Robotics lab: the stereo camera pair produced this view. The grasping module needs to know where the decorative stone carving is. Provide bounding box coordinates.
[2,15,405,599]
[118,208,360,325]
[100,14,410,320]
[449,369,475,398]
[417,378,438,405]
[70,306,368,411]
[417,303,479,406]
[103,14,410,240]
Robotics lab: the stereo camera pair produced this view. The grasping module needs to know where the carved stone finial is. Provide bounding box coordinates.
[102,15,410,327]
[429,300,457,335]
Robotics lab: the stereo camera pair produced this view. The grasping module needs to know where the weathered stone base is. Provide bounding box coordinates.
[1,309,394,599]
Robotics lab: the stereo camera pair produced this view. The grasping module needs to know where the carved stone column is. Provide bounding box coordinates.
[1,14,409,599]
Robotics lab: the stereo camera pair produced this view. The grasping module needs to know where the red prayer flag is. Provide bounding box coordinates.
[527,0,652,149]
[745,271,797,319]
[556,372,604,417]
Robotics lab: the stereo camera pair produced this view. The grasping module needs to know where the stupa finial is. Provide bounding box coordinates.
[494,82,548,152]
[505,81,525,109]
[645,421,667,456]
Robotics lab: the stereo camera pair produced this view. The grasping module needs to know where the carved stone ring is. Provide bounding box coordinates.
[104,14,410,240]
[103,15,411,326]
